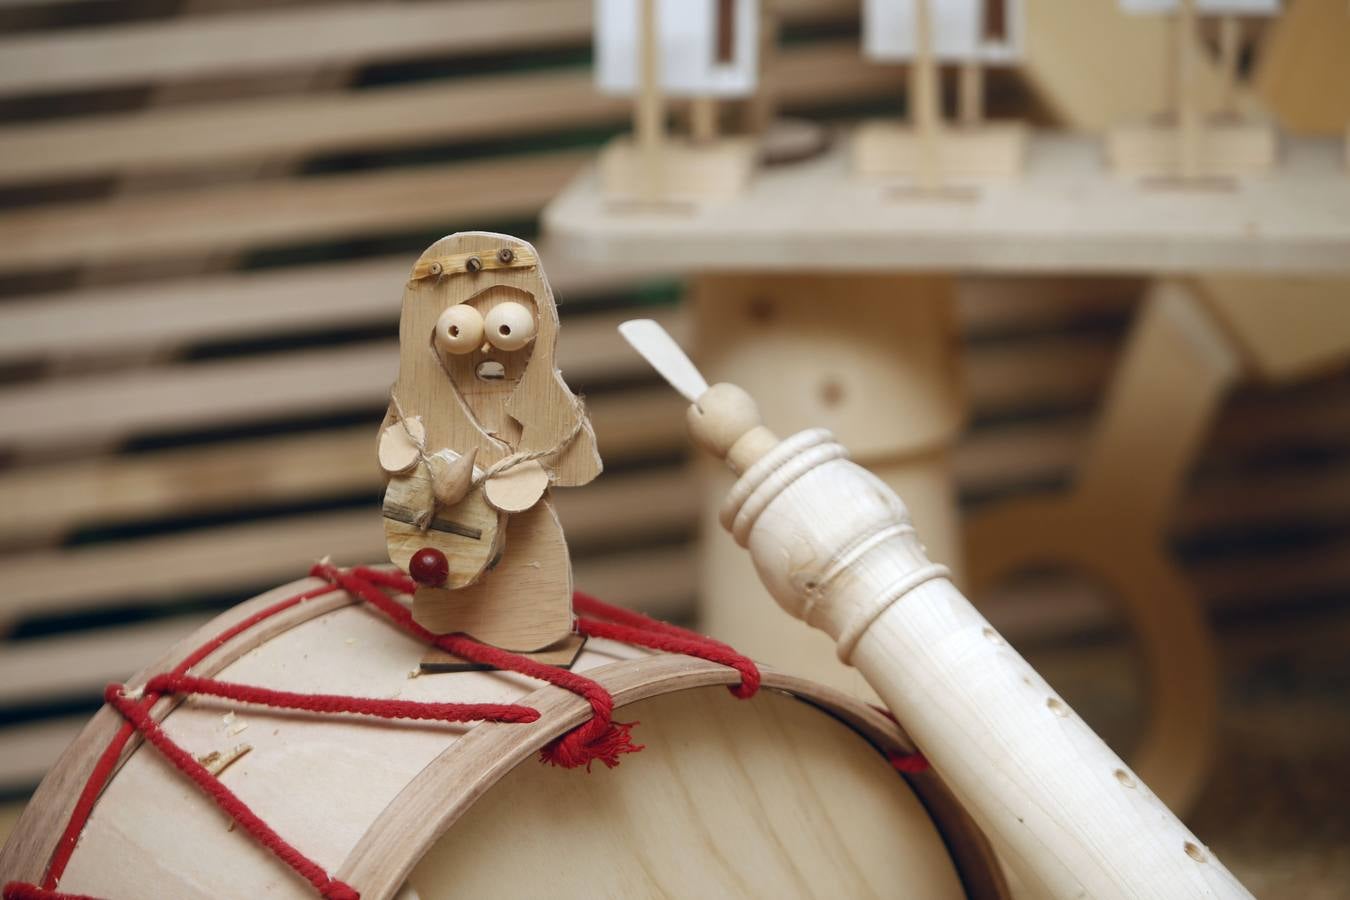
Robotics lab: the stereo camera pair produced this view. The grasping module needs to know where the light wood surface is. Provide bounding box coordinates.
[1106,120,1277,179]
[545,134,1350,275]
[0,38,889,186]
[0,574,1005,900]
[852,121,1028,182]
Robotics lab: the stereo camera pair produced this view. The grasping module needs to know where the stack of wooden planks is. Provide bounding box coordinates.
[0,7,1347,885]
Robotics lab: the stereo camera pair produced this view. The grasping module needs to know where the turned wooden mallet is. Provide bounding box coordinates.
[619,318,1252,900]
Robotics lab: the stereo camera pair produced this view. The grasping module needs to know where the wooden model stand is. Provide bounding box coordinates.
[1107,0,1279,181]
[854,0,1027,188]
[596,0,757,205]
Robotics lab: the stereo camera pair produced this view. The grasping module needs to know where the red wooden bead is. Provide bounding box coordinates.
[409,547,449,587]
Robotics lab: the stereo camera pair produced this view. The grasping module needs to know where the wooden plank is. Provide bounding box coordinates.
[0,306,685,448]
[0,150,591,273]
[0,0,595,96]
[0,38,891,185]
[0,718,87,791]
[5,514,1346,710]
[0,315,1113,455]
[4,387,1347,624]
[0,615,213,707]
[0,267,1127,372]
[0,396,685,623]
[0,248,671,365]
[5,336,1347,542]
[0,0,856,96]
[0,545,694,706]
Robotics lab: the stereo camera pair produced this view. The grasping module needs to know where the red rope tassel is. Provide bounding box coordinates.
[314,564,644,771]
[573,590,761,700]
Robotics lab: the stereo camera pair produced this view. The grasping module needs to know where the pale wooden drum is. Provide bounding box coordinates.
[0,573,1006,899]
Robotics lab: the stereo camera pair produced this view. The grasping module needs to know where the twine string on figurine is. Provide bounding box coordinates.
[389,390,587,486]
[4,564,780,900]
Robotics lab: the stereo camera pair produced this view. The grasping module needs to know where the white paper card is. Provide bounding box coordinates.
[864,0,1025,63]
[595,0,759,98]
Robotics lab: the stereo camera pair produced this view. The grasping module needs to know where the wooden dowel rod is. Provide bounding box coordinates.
[1177,0,1201,178]
[636,0,666,198]
[1217,15,1241,118]
[958,60,984,127]
[910,0,942,188]
[690,96,719,143]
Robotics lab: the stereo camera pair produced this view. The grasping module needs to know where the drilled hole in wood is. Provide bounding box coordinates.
[1114,768,1136,788]
[1046,697,1068,717]
[982,626,1004,645]
[476,361,506,381]
[747,297,775,322]
[1184,841,1206,863]
[820,379,845,408]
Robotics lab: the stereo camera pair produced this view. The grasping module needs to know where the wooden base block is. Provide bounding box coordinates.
[851,121,1027,182]
[598,136,756,206]
[1108,121,1278,179]
[419,633,587,673]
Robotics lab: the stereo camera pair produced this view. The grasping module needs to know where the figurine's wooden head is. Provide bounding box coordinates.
[392,232,601,487]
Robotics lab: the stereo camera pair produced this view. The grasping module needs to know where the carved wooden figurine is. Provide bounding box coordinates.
[620,319,1256,900]
[856,0,1027,188]
[379,232,601,654]
[1110,0,1280,180]
[594,0,760,204]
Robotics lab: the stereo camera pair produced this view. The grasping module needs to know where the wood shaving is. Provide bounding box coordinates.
[197,744,252,777]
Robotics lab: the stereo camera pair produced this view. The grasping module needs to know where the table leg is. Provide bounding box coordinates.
[691,273,966,696]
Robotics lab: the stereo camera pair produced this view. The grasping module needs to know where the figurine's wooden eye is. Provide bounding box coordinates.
[484,301,536,351]
[434,304,483,355]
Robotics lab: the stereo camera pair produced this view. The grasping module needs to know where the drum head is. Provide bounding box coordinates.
[413,686,967,898]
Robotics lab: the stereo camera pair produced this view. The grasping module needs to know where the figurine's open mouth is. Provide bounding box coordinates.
[476,359,506,381]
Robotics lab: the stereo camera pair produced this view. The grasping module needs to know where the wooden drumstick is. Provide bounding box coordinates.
[620,319,1254,900]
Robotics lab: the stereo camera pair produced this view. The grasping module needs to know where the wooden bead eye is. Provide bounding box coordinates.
[434,304,483,355]
[484,301,536,351]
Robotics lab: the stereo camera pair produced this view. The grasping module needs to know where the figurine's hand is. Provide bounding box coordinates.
[378,419,425,475]
[427,447,478,508]
[484,460,549,513]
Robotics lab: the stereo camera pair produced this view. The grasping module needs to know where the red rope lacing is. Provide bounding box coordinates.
[3,564,764,900]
